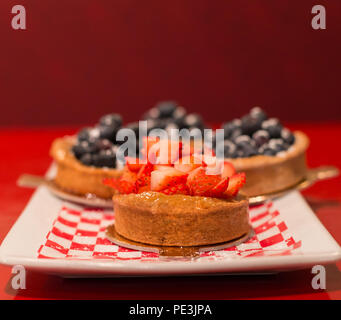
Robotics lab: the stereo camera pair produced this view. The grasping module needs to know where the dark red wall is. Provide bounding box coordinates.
[0,1,340,126]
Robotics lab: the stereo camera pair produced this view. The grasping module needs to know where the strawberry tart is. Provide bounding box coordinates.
[104,138,250,247]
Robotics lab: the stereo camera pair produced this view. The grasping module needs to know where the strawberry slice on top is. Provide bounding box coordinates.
[151,167,188,192]
[125,157,145,172]
[136,162,154,189]
[221,161,236,178]
[224,173,246,197]
[103,168,138,194]
[186,167,228,197]
[104,136,246,199]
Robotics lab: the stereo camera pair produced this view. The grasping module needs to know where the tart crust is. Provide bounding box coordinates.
[50,136,121,199]
[113,191,250,246]
[228,131,309,196]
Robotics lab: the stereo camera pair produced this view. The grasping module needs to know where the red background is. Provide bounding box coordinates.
[0,1,340,126]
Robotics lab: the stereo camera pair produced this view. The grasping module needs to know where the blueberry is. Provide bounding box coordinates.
[222,119,241,139]
[281,128,295,145]
[156,118,173,129]
[98,125,117,142]
[221,123,234,139]
[250,107,267,122]
[173,106,187,128]
[241,114,262,136]
[155,101,177,118]
[80,153,93,166]
[234,135,252,146]
[165,122,179,135]
[77,127,91,141]
[87,140,100,153]
[77,127,100,142]
[238,143,258,157]
[96,139,113,150]
[72,143,86,158]
[145,119,160,133]
[252,130,270,147]
[183,113,204,129]
[93,149,116,168]
[223,140,237,158]
[230,128,243,140]
[146,118,170,131]
[258,138,288,155]
[261,118,283,138]
[234,136,258,157]
[260,147,277,156]
[99,113,122,129]
[143,107,160,120]
[268,138,288,152]
[72,141,99,159]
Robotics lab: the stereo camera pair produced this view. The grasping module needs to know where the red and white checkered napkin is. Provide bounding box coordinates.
[37,201,302,262]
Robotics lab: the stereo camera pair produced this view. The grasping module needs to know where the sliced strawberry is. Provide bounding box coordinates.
[103,176,137,194]
[221,161,236,178]
[125,157,144,172]
[161,182,190,195]
[207,177,229,198]
[186,167,225,197]
[151,168,188,192]
[103,168,138,194]
[224,173,246,197]
[121,168,138,182]
[136,162,154,189]
[120,169,138,193]
[117,180,138,194]
[154,164,172,171]
[174,155,205,173]
[103,177,118,189]
[137,184,152,193]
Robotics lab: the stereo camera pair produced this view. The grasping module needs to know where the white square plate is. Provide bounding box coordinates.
[1,183,340,277]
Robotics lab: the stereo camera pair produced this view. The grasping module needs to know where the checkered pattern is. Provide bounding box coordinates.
[37,201,301,262]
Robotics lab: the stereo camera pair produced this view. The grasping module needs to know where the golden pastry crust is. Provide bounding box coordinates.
[113,191,250,246]
[227,131,309,196]
[50,136,121,199]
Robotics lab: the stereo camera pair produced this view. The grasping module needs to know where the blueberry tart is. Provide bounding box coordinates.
[220,107,309,196]
[50,114,123,199]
